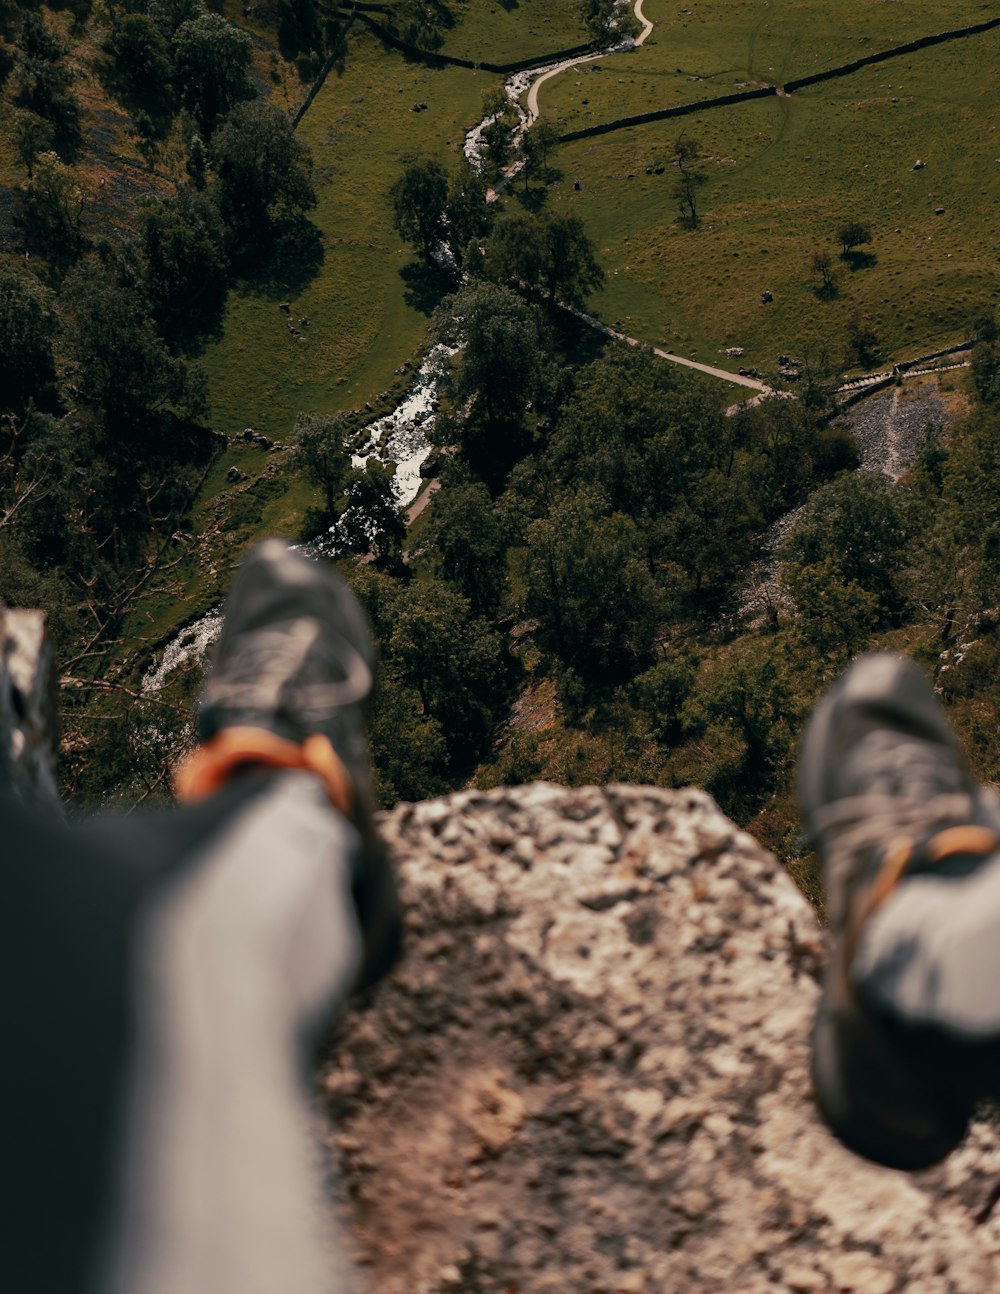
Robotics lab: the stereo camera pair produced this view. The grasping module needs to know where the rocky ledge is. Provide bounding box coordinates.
[323,784,1000,1294]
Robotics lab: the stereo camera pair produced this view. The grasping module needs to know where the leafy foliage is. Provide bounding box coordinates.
[485,210,604,306]
[211,101,317,254]
[292,411,349,519]
[139,189,229,347]
[390,159,449,262]
[0,264,55,408]
[172,11,255,135]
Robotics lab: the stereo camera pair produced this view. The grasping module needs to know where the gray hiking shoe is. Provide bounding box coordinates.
[196,538,401,990]
[799,652,1000,1167]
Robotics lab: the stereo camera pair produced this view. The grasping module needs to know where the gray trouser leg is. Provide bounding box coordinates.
[98,771,362,1294]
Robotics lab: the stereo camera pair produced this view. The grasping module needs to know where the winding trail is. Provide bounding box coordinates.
[569,307,771,392]
[525,0,654,121]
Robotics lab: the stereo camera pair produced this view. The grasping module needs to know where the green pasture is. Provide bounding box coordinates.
[440,0,593,63]
[535,0,995,131]
[198,30,492,443]
[541,26,1000,375]
[199,0,1000,444]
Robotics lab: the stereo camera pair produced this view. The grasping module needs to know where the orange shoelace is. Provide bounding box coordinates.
[174,727,354,819]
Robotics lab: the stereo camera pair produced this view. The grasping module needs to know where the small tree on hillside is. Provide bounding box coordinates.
[12,109,53,179]
[673,135,706,225]
[211,101,316,253]
[340,461,406,570]
[837,220,872,258]
[390,158,449,262]
[445,159,491,269]
[810,248,835,293]
[292,412,349,519]
[172,11,254,135]
[845,312,880,367]
[521,120,561,190]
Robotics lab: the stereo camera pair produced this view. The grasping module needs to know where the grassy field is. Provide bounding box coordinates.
[198,0,1000,442]
[538,22,1000,376]
[440,0,593,63]
[198,29,494,443]
[535,0,996,131]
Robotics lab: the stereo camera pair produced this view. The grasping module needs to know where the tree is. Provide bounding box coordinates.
[0,265,55,408]
[104,13,175,119]
[445,159,491,268]
[633,655,697,745]
[186,132,208,188]
[521,119,560,189]
[13,13,81,156]
[525,489,660,680]
[845,312,880,367]
[148,0,202,39]
[781,472,911,622]
[390,159,448,262]
[837,220,872,257]
[139,188,229,345]
[448,280,542,424]
[292,412,349,518]
[12,109,53,179]
[424,478,508,617]
[394,0,449,52]
[581,0,637,40]
[386,576,510,768]
[59,257,205,427]
[811,248,835,293]
[485,211,603,307]
[673,135,706,225]
[782,556,880,664]
[211,101,316,252]
[172,12,254,134]
[696,648,793,799]
[339,461,406,570]
[544,345,722,527]
[20,151,87,275]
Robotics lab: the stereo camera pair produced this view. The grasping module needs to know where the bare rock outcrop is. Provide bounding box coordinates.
[0,608,60,810]
[323,784,1000,1293]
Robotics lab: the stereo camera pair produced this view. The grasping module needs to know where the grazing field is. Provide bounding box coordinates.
[542,23,1000,375]
[198,30,491,443]
[536,0,997,132]
[200,0,1000,437]
[440,0,593,63]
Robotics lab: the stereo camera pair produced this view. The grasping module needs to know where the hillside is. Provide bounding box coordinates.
[4,0,1000,891]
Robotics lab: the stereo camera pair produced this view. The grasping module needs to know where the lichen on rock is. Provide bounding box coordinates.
[322,784,1000,1292]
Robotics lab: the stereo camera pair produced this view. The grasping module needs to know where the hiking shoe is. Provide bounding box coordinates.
[194,538,401,991]
[799,652,1000,1168]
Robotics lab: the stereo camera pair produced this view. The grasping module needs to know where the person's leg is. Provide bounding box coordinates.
[2,540,401,1292]
[800,652,1000,1168]
[90,771,364,1294]
[0,792,141,1294]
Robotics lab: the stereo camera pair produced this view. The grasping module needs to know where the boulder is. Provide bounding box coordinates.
[323,785,1000,1293]
[0,608,60,810]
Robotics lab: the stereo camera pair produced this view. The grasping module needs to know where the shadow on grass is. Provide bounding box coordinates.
[842,250,878,271]
[236,215,326,297]
[513,184,550,213]
[812,281,839,300]
[399,259,457,315]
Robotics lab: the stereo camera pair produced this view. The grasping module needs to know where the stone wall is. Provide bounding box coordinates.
[323,784,1000,1293]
